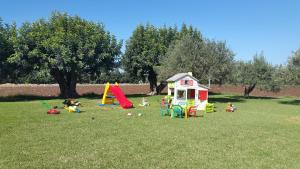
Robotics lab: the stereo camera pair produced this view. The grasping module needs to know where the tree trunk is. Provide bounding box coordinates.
[147,67,158,95]
[51,69,79,98]
[156,81,168,94]
[58,82,78,98]
[244,83,256,97]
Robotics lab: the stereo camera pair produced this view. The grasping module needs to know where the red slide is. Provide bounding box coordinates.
[109,85,133,109]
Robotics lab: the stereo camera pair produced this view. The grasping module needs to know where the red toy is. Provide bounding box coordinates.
[47,109,60,115]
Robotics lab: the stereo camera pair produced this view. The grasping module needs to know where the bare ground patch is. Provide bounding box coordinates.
[286,116,300,124]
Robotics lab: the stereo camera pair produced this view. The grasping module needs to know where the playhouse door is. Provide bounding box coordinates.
[187,89,195,106]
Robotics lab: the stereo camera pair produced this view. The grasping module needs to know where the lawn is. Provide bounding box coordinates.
[0,94,299,169]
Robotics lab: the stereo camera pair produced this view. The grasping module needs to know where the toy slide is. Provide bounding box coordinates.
[109,85,133,109]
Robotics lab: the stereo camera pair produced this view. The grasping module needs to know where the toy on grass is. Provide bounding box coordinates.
[160,98,170,116]
[171,105,184,118]
[226,102,237,112]
[139,97,149,106]
[64,106,81,113]
[99,82,133,109]
[205,103,215,113]
[186,105,197,118]
[63,99,81,113]
[40,101,60,115]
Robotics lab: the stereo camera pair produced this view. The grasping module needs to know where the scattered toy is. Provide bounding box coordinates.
[40,101,60,115]
[47,108,60,115]
[139,97,149,106]
[226,102,237,112]
[63,98,81,113]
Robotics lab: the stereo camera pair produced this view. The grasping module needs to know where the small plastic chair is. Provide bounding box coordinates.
[160,99,170,116]
[171,105,184,118]
[187,105,197,117]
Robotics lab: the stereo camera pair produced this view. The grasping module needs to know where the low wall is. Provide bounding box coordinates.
[210,85,300,98]
[0,84,154,97]
[0,84,300,98]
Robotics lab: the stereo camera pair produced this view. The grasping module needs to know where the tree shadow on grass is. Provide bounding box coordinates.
[209,97,246,103]
[0,95,59,102]
[230,95,277,100]
[278,99,300,105]
[209,95,277,103]
[208,92,222,96]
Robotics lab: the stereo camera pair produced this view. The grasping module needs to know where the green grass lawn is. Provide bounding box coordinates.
[0,94,300,169]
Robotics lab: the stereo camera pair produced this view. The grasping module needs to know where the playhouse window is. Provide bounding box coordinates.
[171,88,174,96]
[177,90,186,100]
[180,80,193,86]
[185,80,189,85]
[199,90,208,101]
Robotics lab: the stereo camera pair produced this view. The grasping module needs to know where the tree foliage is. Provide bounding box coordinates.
[159,34,234,85]
[231,53,279,96]
[122,24,203,94]
[122,24,177,93]
[287,48,300,84]
[0,18,17,83]
[8,12,122,97]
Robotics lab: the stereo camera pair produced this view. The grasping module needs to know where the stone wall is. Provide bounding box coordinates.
[0,84,300,98]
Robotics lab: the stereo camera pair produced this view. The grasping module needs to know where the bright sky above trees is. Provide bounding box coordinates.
[1,0,300,64]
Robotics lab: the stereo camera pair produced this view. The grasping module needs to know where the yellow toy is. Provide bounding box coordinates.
[102,82,116,105]
[63,98,81,113]
[64,106,80,113]
[205,103,214,113]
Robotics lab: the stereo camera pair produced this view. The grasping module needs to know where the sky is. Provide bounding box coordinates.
[1,0,300,65]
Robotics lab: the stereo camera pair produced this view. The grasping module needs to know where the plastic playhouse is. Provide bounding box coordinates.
[163,72,213,118]
[100,82,133,109]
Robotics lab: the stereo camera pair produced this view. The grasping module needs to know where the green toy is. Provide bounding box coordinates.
[205,103,215,113]
[160,98,170,116]
[40,101,52,109]
[171,105,184,118]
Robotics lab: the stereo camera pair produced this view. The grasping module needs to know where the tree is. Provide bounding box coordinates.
[8,12,122,97]
[158,34,234,85]
[204,40,235,84]
[287,48,300,84]
[122,24,202,94]
[231,53,279,97]
[122,24,178,94]
[0,18,17,83]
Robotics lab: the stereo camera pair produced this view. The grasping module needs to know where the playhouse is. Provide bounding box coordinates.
[166,72,209,110]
